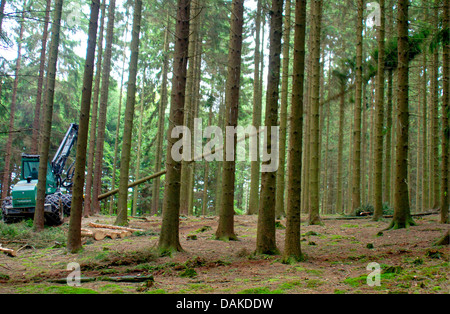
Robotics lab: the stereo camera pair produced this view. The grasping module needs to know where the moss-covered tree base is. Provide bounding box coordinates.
[385,217,416,230]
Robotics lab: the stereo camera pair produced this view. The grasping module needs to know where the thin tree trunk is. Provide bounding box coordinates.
[1,4,25,200]
[440,0,449,224]
[384,68,393,206]
[34,0,64,231]
[31,0,52,155]
[109,8,130,215]
[152,13,171,215]
[84,0,106,217]
[275,0,291,219]
[256,0,284,254]
[430,1,440,210]
[372,0,385,221]
[91,0,116,214]
[308,0,322,225]
[115,0,143,227]
[389,0,415,229]
[180,0,200,216]
[351,0,364,213]
[67,0,101,253]
[215,0,244,241]
[248,0,262,215]
[284,0,307,262]
[158,0,190,253]
[336,82,345,213]
[132,77,146,217]
[202,104,213,216]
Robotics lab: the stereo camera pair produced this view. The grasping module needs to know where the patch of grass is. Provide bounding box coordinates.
[0,221,67,248]
[179,268,197,278]
[195,226,212,233]
[341,224,359,228]
[16,284,98,294]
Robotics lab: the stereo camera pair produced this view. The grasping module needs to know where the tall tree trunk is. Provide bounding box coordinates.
[351,0,364,213]
[91,0,116,214]
[215,0,244,241]
[308,0,322,225]
[372,0,385,221]
[275,0,291,219]
[440,0,449,223]
[201,104,214,216]
[31,0,52,155]
[84,0,106,217]
[67,0,101,253]
[132,77,146,217]
[180,0,200,216]
[389,0,415,229]
[430,1,440,210]
[152,13,171,215]
[384,68,393,206]
[256,0,284,254]
[248,0,262,215]
[115,0,143,227]
[158,0,190,253]
[421,44,429,211]
[336,82,345,213]
[284,0,307,262]
[361,81,367,205]
[34,0,64,231]
[1,4,25,200]
[109,7,130,215]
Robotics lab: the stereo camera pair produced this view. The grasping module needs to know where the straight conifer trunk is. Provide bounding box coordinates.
[215,0,244,241]
[276,0,291,219]
[152,13,171,215]
[1,5,24,200]
[158,0,190,253]
[308,0,322,225]
[115,0,143,226]
[256,0,284,254]
[91,0,116,214]
[440,0,449,223]
[248,0,262,215]
[373,0,385,221]
[34,0,64,231]
[284,0,307,262]
[31,0,52,155]
[390,0,415,229]
[351,0,363,213]
[84,0,106,217]
[67,0,101,253]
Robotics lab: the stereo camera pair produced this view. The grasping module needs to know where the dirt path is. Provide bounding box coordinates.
[0,214,448,294]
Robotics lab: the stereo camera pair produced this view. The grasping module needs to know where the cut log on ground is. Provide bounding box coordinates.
[88,222,145,233]
[81,227,133,241]
[0,244,17,257]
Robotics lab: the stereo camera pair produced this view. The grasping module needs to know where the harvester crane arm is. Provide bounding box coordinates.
[51,123,79,188]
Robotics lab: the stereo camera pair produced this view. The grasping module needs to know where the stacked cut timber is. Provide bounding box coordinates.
[81,223,145,241]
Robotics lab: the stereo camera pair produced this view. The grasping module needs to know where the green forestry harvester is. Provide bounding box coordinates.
[1,124,78,226]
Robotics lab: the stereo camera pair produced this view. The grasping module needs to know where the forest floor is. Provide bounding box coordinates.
[0,213,448,294]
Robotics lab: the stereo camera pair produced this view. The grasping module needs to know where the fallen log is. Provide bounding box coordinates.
[0,244,17,257]
[88,222,144,233]
[81,228,106,241]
